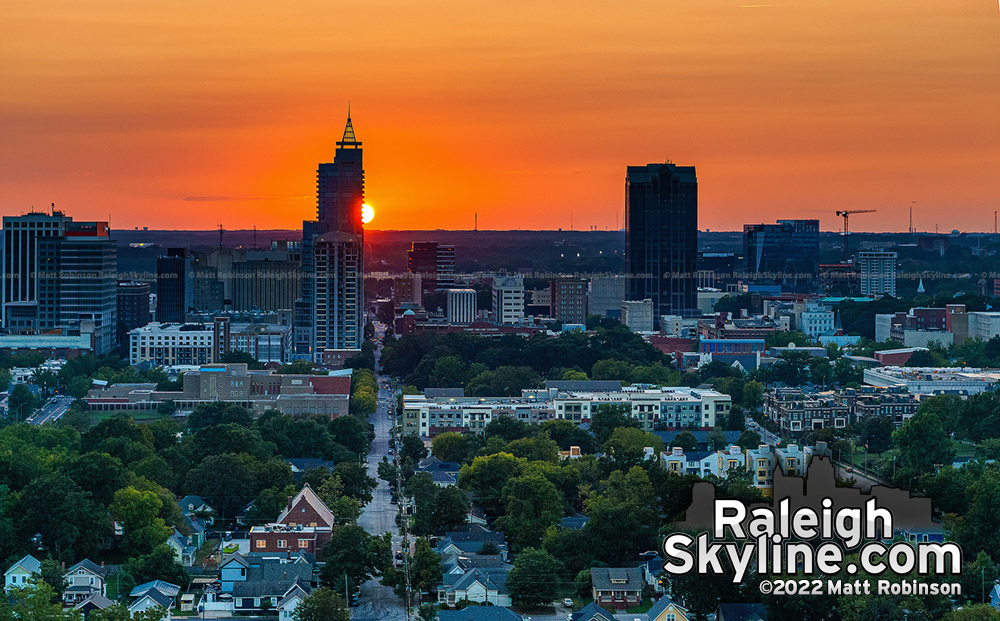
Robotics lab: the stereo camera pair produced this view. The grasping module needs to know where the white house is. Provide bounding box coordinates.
[4,555,41,592]
[130,580,180,620]
[62,559,107,605]
[277,584,310,621]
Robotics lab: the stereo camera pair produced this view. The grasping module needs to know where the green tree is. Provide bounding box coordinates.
[110,487,171,557]
[604,427,664,468]
[8,385,41,422]
[218,350,265,369]
[400,435,428,463]
[495,474,564,550]
[187,401,253,430]
[335,462,377,504]
[431,432,477,464]
[670,431,699,452]
[484,415,530,442]
[34,559,68,597]
[4,582,82,621]
[737,430,762,449]
[892,411,955,484]
[505,548,563,608]
[431,486,470,533]
[590,403,638,445]
[457,452,526,517]
[428,356,467,388]
[293,587,349,621]
[859,416,893,454]
[319,527,391,593]
[942,605,1000,621]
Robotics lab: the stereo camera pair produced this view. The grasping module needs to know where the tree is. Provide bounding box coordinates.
[417,603,438,621]
[4,582,82,621]
[737,430,762,449]
[335,462,377,504]
[466,365,542,397]
[431,432,477,464]
[428,356,467,388]
[484,415,530,442]
[670,431,699,452]
[34,559,68,597]
[120,545,189,592]
[590,403,638,445]
[319,526,391,592]
[110,487,171,557]
[495,474,564,550]
[432,485,470,533]
[400,435,428,463]
[892,411,955,484]
[187,402,252,430]
[184,453,261,521]
[16,473,108,560]
[218,350,265,369]
[409,538,443,595]
[8,385,41,422]
[858,417,893,454]
[293,587,349,621]
[604,427,664,468]
[942,605,1000,621]
[506,548,563,607]
[457,452,526,517]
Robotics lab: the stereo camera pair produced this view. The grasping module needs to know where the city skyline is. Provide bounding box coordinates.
[3,0,999,233]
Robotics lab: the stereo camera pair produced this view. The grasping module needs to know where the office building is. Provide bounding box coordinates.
[232,249,302,312]
[408,242,455,297]
[551,278,588,325]
[743,219,819,285]
[858,250,897,297]
[300,111,366,359]
[625,162,698,321]
[447,289,477,324]
[117,281,151,347]
[588,276,626,318]
[2,212,116,355]
[156,249,190,323]
[621,299,654,332]
[492,276,525,324]
[129,322,216,366]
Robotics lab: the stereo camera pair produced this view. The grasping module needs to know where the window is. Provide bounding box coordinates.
[298,539,309,548]
[277,540,286,548]
[255,539,266,549]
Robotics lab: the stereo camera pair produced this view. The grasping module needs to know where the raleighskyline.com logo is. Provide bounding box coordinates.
[662,456,964,596]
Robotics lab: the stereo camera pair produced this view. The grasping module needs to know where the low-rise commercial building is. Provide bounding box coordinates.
[864,366,1000,395]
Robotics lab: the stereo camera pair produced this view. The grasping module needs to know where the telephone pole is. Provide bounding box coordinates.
[394,440,412,620]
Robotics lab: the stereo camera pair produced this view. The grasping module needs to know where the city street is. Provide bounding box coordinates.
[353,327,407,621]
[29,395,75,426]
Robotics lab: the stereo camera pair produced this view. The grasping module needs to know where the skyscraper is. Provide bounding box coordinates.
[2,211,116,354]
[298,111,366,359]
[625,162,698,321]
[858,250,897,297]
[743,219,819,286]
[407,241,455,297]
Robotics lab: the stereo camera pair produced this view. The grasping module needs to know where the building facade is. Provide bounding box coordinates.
[858,250,897,297]
[447,289,477,324]
[492,276,525,325]
[625,162,698,321]
[551,278,588,325]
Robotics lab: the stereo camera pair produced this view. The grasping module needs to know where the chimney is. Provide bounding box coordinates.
[62,562,65,570]
[287,496,293,511]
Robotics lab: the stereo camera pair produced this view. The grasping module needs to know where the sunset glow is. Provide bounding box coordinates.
[2,0,999,232]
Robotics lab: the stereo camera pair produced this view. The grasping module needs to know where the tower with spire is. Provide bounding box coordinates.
[295,108,367,359]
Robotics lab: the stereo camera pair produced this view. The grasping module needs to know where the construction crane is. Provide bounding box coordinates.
[835,209,876,262]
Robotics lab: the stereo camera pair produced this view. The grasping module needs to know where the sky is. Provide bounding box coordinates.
[2,0,998,233]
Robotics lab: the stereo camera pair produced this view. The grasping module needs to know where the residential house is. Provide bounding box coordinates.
[560,514,590,530]
[989,581,1000,611]
[437,567,510,607]
[74,593,114,617]
[166,529,197,567]
[129,581,180,620]
[748,445,777,497]
[591,567,644,610]
[637,551,665,595]
[178,495,215,525]
[62,559,107,606]
[286,458,338,482]
[716,445,747,477]
[661,447,716,477]
[644,596,690,621]
[570,602,617,621]
[717,603,768,621]
[250,484,338,555]
[215,552,315,614]
[437,525,508,561]
[416,456,461,487]
[439,608,523,621]
[277,583,311,621]
[4,555,41,592]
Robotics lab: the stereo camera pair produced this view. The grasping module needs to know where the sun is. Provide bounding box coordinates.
[361,203,374,224]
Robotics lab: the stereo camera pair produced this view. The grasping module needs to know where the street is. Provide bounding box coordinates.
[29,395,75,426]
[352,324,407,621]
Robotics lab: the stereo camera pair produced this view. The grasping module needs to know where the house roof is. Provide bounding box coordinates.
[718,603,769,621]
[74,593,114,611]
[438,607,522,620]
[590,567,643,592]
[645,596,687,620]
[66,559,106,577]
[570,602,617,621]
[286,458,338,473]
[444,524,506,545]
[560,515,590,530]
[278,582,311,609]
[130,580,181,598]
[223,553,250,568]
[178,495,211,513]
[6,555,42,576]
[441,568,508,595]
[276,484,337,527]
[130,590,174,610]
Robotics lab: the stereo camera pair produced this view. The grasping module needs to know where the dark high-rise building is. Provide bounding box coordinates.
[551,278,589,325]
[407,241,455,297]
[298,110,366,359]
[625,162,699,320]
[743,219,819,286]
[2,213,116,354]
[156,248,190,323]
[117,281,150,346]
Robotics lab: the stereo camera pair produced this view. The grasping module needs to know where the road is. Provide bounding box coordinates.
[30,395,75,425]
[353,324,407,621]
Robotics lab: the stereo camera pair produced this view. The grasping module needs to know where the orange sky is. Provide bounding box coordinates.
[2,0,998,233]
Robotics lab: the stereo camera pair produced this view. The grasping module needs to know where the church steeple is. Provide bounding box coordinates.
[337,104,360,147]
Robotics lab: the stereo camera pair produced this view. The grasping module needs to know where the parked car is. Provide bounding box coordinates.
[563,598,574,607]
